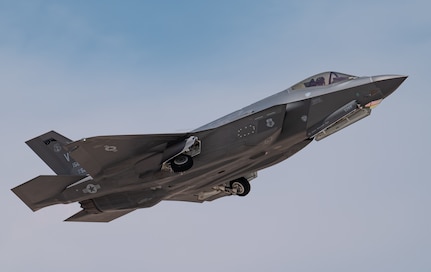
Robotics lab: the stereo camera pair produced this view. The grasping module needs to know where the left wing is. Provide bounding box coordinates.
[65,133,190,177]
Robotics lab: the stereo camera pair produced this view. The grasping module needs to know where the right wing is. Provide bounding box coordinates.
[65,133,190,177]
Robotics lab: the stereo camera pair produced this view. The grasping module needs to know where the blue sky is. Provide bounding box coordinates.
[1,1,430,271]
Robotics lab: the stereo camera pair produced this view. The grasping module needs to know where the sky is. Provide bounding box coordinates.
[1,1,430,271]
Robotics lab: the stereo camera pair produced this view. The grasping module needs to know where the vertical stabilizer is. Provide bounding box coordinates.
[26,131,87,176]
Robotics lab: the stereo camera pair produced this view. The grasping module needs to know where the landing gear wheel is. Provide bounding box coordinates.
[170,154,193,172]
[230,178,251,197]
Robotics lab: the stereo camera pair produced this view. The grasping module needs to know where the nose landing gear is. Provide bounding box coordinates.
[230,177,251,197]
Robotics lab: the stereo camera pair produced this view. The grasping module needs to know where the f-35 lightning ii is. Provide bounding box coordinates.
[12,72,407,222]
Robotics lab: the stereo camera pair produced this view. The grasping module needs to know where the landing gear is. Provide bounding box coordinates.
[161,136,201,173]
[197,176,253,200]
[230,177,251,197]
[170,154,193,173]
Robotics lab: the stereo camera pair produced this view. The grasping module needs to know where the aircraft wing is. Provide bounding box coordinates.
[65,133,190,177]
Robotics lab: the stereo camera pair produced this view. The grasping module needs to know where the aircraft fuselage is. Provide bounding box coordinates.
[12,72,407,222]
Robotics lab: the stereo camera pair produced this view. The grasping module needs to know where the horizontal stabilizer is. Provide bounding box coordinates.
[12,175,85,211]
[65,209,135,222]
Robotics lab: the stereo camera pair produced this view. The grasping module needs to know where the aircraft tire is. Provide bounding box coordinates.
[230,178,251,197]
[171,154,193,172]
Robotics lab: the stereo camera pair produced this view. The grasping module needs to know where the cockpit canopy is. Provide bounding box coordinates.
[290,72,357,91]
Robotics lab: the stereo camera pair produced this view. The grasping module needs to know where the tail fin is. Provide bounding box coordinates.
[26,131,87,176]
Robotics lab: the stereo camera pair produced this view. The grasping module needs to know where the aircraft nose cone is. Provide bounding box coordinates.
[372,75,408,98]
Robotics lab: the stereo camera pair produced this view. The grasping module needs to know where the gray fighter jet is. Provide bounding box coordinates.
[12,72,407,222]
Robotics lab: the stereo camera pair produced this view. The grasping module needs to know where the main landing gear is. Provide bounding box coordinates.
[162,136,201,173]
[170,154,193,172]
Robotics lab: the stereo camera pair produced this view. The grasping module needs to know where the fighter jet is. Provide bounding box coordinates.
[12,72,407,222]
